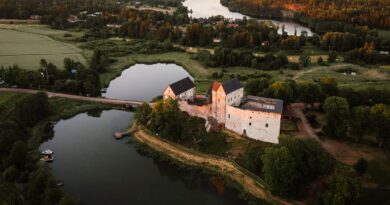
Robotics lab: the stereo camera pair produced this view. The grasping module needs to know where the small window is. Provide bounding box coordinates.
[265,123,269,128]
[249,116,252,119]
[249,122,252,126]
[228,114,230,118]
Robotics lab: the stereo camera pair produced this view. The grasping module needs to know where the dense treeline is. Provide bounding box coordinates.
[323,96,390,147]
[196,48,291,70]
[245,76,390,148]
[0,0,120,19]
[262,135,335,197]
[129,0,182,7]
[0,57,101,96]
[221,0,390,29]
[0,92,77,205]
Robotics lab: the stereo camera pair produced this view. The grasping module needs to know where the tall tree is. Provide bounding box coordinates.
[324,96,350,138]
[134,103,152,126]
[297,81,323,108]
[349,106,370,141]
[149,99,184,141]
[261,146,298,197]
[369,104,390,147]
[321,176,361,205]
[90,49,109,73]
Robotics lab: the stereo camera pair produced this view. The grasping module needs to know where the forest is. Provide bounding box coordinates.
[221,0,390,29]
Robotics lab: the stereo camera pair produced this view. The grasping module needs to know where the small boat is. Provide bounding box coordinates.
[56,181,64,187]
[41,149,54,155]
[40,155,54,162]
[100,88,107,93]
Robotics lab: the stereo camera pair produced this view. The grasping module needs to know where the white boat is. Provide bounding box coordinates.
[40,155,54,162]
[100,88,107,93]
[42,149,54,155]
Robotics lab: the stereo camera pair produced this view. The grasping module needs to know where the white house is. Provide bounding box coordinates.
[163,77,195,101]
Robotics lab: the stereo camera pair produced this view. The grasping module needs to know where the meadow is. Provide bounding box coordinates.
[0,25,87,70]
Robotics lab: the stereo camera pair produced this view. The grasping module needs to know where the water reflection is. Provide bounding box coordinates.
[183,0,313,36]
[40,110,247,205]
[103,63,193,101]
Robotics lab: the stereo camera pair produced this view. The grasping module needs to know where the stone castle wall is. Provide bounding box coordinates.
[225,105,281,144]
[179,101,211,120]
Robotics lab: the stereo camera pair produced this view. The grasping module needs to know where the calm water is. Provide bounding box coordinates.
[183,0,313,36]
[103,63,192,101]
[40,110,246,205]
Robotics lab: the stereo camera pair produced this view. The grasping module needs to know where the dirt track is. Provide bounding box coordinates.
[290,103,384,165]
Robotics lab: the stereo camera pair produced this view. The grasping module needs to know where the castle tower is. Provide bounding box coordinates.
[211,82,226,123]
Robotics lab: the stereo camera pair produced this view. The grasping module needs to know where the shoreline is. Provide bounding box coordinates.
[130,124,300,205]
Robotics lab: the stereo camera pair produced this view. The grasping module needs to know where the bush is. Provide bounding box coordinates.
[134,103,152,126]
[261,146,298,197]
[63,33,72,37]
[320,176,361,205]
[354,158,368,176]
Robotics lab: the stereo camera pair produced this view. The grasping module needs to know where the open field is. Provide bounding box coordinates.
[378,29,390,38]
[295,63,390,88]
[0,26,87,69]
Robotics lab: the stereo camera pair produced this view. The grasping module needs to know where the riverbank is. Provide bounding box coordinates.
[130,124,300,205]
[29,97,111,148]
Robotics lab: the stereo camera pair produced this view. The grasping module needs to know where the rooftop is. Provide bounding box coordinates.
[239,95,283,114]
[169,77,195,95]
[222,78,243,94]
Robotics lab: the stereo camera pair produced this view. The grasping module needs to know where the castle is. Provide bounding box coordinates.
[163,77,283,144]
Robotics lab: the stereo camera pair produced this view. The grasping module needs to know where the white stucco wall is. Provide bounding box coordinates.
[163,87,176,100]
[225,105,281,144]
[177,87,195,101]
[163,87,195,101]
[226,88,244,106]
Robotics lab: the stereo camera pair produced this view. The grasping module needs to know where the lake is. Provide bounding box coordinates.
[103,63,192,101]
[183,0,313,36]
[40,110,247,205]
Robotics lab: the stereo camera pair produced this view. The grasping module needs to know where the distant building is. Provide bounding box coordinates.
[67,15,80,23]
[106,24,122,29]
[163,77,195,101]
[226,23,239,29]
[163,78,283,143]
[213,38,222,43]
[29,15,42,20]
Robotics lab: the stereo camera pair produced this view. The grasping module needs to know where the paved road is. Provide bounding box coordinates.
[0,88,145,106]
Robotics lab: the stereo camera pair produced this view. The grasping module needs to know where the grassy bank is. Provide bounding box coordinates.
[132,138,271,205]
[131,124,297,205]
[29,97,110,148]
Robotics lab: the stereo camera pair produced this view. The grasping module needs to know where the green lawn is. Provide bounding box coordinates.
[0,92,21,104]
[0,26,87,70]
[296,63,390,89]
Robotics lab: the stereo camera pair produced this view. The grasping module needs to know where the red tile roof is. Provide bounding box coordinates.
[212,82,221,91]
